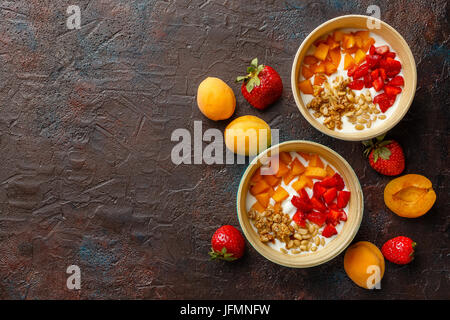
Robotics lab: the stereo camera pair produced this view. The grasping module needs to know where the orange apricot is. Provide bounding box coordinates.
[344,241,385,289]
[304,167,327,180]
[384,174,437,218]
[272,186,289,202]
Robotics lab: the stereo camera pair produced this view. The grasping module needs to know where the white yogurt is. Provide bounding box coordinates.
[299,28,404,133]
[246,152,349,255]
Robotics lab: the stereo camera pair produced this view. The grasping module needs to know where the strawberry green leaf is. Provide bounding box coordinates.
[378,147,391,160]
[251,58,258,67]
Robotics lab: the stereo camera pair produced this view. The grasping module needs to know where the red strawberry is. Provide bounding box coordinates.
[381,236,416,265]
[323,187,337,204]
[326,209,343,226]
[337,191,351,208]
[310,196,327,212]
[209,225,245,261]
[306,211,326,227]
[322,224,337,238]
[237,58,283,110]
[388,75,404,86]
[384,85,402,96]
[374,45,389,55]
[313,182,327,198]
[291,194,313,212]
[363,134,405,176]
[293,210,307,228]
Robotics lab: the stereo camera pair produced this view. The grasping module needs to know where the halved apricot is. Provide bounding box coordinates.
[384,174,436,218]
[344,241,385,289]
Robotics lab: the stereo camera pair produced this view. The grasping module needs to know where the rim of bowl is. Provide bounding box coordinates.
[291,15,417,141]
[236,140,364,268]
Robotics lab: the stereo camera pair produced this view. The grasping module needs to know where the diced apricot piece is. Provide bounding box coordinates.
[291,158,306,176]
[283,172,296,185]
[354,49,366,65]
[325,164,336,177]
[354,35,363,49]
[273,202,282,212]
[303,55,318,65]
[355,30,370,40]
[250,201,265,213]
[333,30,344,42]
[343,54,355,70]
[362,37,375,52]
[272,186,289,202]
[255,192,270,208]
[298,152,311,162]
[313,36,327,47]
[250,179,270,195]
[314,74,326,86]
[250,168,263,184]
[292,175,314,192]
[298,79,314,94]
[279,152,292,165]
[311,62,326,74]
[342,34,355,49]
[304,167,327,180]
[313,43,330,61]
[302,65,314,79]
[309,154,324,168]
[329,48,341,67]
[344,241,385,289]
[384,174,437,218]
[263,174,281,187]
[324,61,337,76]
[326,35,340,50]
[267,187,275,198]
[275,161,289,178]
[343,47,358,54]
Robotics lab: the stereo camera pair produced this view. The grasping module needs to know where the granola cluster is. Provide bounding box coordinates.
[307,76,385,131]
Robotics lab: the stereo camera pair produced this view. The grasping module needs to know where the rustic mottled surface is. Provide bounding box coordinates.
[0,0,448,300]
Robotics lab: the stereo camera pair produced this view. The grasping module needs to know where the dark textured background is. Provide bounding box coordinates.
[0,0,448,300]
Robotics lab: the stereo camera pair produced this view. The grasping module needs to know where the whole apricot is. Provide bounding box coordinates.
[197,77,236,121]
[344,241,385,289]
[384,174,436,218]
[224,115,271,156]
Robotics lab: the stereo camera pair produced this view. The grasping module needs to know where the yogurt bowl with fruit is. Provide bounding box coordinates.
[236,141,364,268]
[291,15,416,141]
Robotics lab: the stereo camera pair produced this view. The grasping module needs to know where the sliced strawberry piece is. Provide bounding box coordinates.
[388,75,404,86]
[384,85,402,96]
[374,45,389,55]
[292,210,306,228]
[386,57,401,71]
[291,195,313,212]
[353,63,369,79]
[313,182,327,198]
[347,79,364,90]
[326,209,343,226]
[364,73,373,88]
[365,54,381,68]
[339,211,348,222]
[322,224,338,238]
[333,173,345,191]
[369,45,376,55]
[337,191,351,208]
[370,69,379,79]
[374,92,394,113]
[384,52,396,59]
[347,65,358,77]
[379,68,387,82]
[386,69,401,77]
[323,187,337,204]
[372,76,384,92]
[306,211,326,227]
[310,196,327,212]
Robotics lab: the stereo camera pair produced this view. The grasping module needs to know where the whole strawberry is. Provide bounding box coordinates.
[236,58,283,110]
[209,225,245,261]
[363,134,405,176]
[381,236,416,265]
